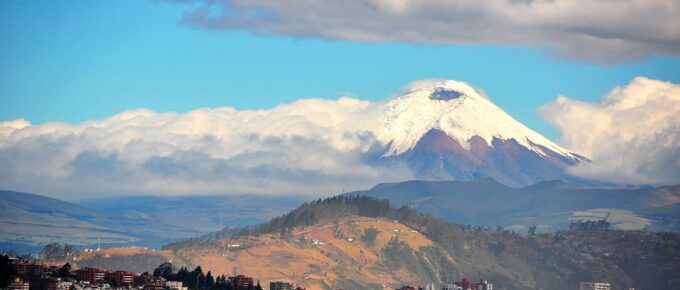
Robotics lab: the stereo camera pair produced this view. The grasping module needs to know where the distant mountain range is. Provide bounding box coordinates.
[0,190,303,252]
[3,175,679,253]
[348,178,680,232]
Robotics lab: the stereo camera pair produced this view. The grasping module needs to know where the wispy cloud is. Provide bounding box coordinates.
[541,77,680,185]
[164,0,680,64]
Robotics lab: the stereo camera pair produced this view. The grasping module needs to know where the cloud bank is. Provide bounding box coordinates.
[1,77,678,199]
[167,0,680,63]
[0,97,415,199]
[541,77,680,185]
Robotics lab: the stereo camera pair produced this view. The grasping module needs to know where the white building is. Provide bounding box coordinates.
[165,281,188,290]
[55,281,74,290]
[580,282,611,290]
[441,284,463,290]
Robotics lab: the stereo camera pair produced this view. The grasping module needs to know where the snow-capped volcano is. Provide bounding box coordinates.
[375,79,585,186]
[378,79,579,159]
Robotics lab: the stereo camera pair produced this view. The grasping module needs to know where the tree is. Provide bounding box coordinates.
[57,263,72,278]
[62,244,74,258]
[205,271,215,289]
[361,227,380,246]
[176,267,190,286]
[153,262,175,280]
[39,243,75,260]
[190,266,204,289]
[41,242,63,260]
[0,255,15,288]
[528,225,537,236]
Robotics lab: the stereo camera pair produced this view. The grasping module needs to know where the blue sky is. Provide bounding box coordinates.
[1,0,679,140]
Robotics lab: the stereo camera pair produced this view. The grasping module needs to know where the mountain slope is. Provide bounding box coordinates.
[80,195,304,236]
[0,190,138,252]
[376,80,585,186]
[127,196,680,290]
[350,179,680,232]
[0,190,303,251]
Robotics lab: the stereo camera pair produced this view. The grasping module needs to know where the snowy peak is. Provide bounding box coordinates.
[403,79,487,101]
[376,79,580,160]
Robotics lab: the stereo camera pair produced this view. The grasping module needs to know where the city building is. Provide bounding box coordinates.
[13,261,50,276]
[53,281,75,290]
[442,284,463,290]
[106,271,136,286]
[228,275,253,289]
[580,282,611,290]
[7,277,30,290]
[165,281,188,290]
[270,281,292,290]
[72,282,105,290]
[453,278,492,290]
[30,277,62,290]
[75,268,107,284]
[134,274,164,290]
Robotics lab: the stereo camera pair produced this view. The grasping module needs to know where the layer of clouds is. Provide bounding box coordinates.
[541,77,680,185]
[0,97,414,199]
[2,77,678,199]
[165,0,680,63]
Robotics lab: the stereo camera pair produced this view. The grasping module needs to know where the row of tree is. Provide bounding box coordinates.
[152,262,263,290]
[569,219,611,231]
[245,195,392,236]
[40,242,75,260]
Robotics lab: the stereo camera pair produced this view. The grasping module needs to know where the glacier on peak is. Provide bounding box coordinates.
[375,79,581,161]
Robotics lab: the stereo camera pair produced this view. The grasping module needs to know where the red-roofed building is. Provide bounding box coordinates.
[454,278,493,290]
[75,268,107,284]
[229,275,253,288]
[134,274,164,290]
[13,261,49,277]
[106,271,136,286]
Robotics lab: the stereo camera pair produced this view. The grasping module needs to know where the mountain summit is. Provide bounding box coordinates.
[375,79,585,186]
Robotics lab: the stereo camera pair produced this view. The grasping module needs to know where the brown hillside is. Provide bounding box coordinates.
[172,217,447,289]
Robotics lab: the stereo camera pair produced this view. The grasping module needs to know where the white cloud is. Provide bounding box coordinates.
[166,0,680,63]
[541,77,680,185]
[0,97,414,199]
